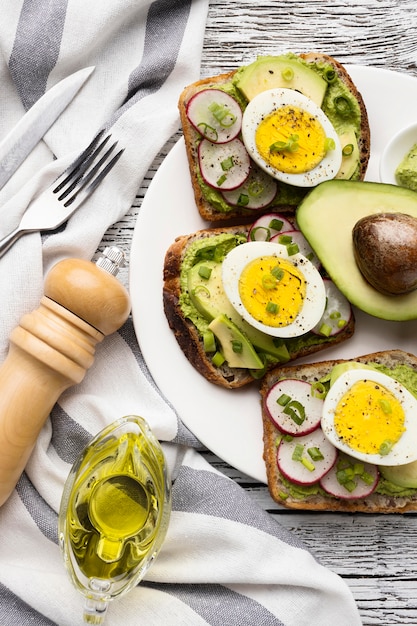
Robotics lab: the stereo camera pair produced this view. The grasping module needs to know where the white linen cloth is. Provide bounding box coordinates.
[0,2,362,625]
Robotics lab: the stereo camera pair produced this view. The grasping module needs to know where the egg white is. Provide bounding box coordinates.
[221,240,326,338]
[321,368,417,466]
[241,88,342,187]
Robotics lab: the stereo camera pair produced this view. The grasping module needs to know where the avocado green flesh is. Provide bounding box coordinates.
[296,180,417,321]
[235,55,327,105]
[198,54,362,215]
[209,314,264,369]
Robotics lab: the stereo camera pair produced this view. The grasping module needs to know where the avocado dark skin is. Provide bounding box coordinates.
[352,212,417,295]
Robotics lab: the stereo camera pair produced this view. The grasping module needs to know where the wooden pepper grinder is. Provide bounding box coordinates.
[0,247,131,507]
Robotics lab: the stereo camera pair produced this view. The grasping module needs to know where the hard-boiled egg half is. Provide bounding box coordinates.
[321,368,417,466]
[222,240,326,338]
[241,88,342,187]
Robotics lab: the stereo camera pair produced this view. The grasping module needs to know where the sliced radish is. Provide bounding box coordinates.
[270,229,321,269]
[265,378,323,436]
[277,427,338,485]
[312,278,353,337]
[247,213,294,241]
[198,138,251,191]
[186,89,243,144]
[221,162,277,209]
[320,452,379,499]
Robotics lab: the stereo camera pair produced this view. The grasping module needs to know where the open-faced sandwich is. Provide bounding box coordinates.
[163,214,355,388]
[178,51,370,222]
[261,349,417,513]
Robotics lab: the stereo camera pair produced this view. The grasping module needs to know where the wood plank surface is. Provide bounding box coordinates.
[103,2,417,624]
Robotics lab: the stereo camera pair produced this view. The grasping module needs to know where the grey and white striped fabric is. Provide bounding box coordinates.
[0,2,362,625]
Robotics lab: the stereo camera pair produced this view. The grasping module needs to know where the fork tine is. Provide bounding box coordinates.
[52,129,107,194]
[61,146,124,207]
[51,131,124,207]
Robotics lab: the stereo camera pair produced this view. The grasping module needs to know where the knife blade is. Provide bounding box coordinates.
[0,65,95,190]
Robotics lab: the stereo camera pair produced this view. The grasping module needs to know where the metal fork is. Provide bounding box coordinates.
[0,130,124,258]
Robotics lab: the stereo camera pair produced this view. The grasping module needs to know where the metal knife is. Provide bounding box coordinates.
[0,65,95,190]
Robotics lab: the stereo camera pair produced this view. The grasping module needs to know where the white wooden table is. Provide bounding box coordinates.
[103,2,417,624]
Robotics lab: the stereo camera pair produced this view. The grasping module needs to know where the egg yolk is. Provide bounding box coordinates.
[334,380,406,455]
[238,255,306,328]
[255,105,327,174]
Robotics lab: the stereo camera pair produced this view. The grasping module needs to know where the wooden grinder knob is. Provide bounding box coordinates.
[0,248,131,507]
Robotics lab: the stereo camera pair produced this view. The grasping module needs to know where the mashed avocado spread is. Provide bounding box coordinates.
[396,143,417,192]
[198,53,362,214]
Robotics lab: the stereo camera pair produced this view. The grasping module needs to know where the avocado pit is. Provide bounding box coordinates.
[352,212,417,295]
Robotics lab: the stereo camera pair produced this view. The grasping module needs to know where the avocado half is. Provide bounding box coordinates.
[296,180,417,321]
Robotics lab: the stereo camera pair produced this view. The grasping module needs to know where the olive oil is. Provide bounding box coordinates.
[59,416,171,624]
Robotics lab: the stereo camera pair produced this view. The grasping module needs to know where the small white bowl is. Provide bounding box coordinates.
[380,121,417,185]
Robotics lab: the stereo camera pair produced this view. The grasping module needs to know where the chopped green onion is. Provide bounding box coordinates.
[250,226,270,241]
[277,393,291,407]
[342,143,354,156]
[283,434,294,442]
[324,137,336,152]
[275,435,283,447]
[262,274,278,290]
[342,480,357,493]
[353,462,364,475]
[361,471,375,485]
[221,156,234,171]
[197,122,218,142]
[212,351,225,367]
[337,319,347,328]
[379,439,394,456]
[271,264,284,280]
[324,68,336,83]
[278,234,292,245]
[266,301,278,314]
[208,101,237,128]
[334,95,352,117]
[283,400,306,425]
[311,381,327,399]
[378,399,392,414]
[269,218,284,231]
[231,339,243,353]
[319,323,332,337]
[216,173,227,186]
[308,447,324,461]
[237,193,249,206]
[286,242,299,256]
[281,67,294,81]
[203,330,216,353]
[329,310,341,319]
[247,181,264,197]
[301,457,315,472]
[198,265,212,280]
[270,134,299,153]
[292,443,304,461]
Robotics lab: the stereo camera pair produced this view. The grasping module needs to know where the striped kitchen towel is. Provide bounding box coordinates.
[0,1,362,625]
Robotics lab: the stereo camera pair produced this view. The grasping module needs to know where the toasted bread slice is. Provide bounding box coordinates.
[178,52,370,223]
[163,223,355,389]
[260,349,417,512]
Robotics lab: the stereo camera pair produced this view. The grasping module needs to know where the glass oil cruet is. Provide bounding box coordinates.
[58,415,172,624]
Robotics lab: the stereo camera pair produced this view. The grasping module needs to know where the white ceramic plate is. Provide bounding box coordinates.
[130,66,417,483]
